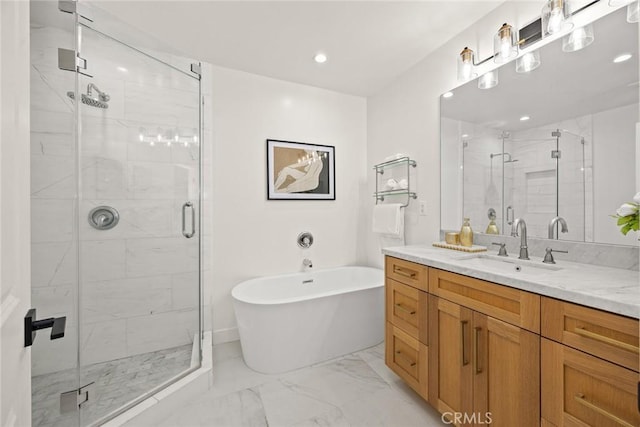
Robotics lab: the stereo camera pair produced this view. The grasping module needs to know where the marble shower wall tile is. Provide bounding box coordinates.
[31,241,76,286]
[125,309,198,356]
[126,237,199,277]
[81,276,173,323]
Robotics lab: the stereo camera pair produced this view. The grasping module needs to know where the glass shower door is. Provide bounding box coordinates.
[557,131,586,241]
[76,24,201,425]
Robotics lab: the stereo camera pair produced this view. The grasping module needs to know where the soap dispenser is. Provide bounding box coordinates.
[460,218,474,247]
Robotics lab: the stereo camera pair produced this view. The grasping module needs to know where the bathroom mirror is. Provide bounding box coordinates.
[441,7,639,247]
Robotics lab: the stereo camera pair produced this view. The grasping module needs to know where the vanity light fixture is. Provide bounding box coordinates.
[562,24,594,52]
[478,70,499,89]
[542,0,573,36]
[313,52,327,64]
[457,47,477,81]
[614,53,633,63]
[443,91,454,98]
[494,23,518,63]
[516,51,541,73]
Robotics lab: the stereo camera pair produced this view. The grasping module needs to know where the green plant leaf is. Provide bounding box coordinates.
[617,216,632,225]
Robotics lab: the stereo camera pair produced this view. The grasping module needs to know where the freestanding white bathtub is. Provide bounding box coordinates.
[232,266,384,374]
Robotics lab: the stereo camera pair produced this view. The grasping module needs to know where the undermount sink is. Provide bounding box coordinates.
[456,254,562,274]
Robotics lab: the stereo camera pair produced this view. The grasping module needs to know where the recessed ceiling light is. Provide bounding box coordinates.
[520,115,530,121]
[443,91,454,98]
[314,53,327,64]
[613,53,632,63]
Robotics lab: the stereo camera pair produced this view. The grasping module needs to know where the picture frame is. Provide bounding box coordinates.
[266,139,335,200]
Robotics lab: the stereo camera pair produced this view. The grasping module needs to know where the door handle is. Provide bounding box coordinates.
[24,308,66,347]
[182,202,195,238]
[461,320,469,366]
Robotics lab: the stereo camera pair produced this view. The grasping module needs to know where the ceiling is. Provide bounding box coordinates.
[87,1,504,96]
[441,6,639,133]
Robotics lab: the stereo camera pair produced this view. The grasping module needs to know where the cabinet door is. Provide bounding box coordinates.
[473,313,540,427]
[542,338,640,427]
[386,278,428,344]
[428,296,473,424]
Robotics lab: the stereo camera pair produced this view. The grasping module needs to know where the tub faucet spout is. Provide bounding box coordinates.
[303,258,313,268]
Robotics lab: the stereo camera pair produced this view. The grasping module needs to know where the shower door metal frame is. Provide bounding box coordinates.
[67,4,204,425]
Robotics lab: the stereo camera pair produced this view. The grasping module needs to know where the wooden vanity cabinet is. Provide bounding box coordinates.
[384,256,639,427]
[384,257,429,400]
[428,297,540,426]
[541,298,640,427]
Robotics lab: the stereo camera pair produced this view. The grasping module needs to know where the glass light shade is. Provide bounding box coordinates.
[493,23,518,63]
[516,51,541,73]
[457,47,477,81]
[562,24,594,52]
[541,0,573,36]
[478,70,499,89]
[628,1,639,22]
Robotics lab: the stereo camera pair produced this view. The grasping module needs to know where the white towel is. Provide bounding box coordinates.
[372,204,404,238]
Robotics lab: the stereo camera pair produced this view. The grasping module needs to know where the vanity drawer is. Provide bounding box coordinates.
[385,322,428,400]
[385,257,428,292]
[542,338,640,427]
[541,297,639,372]
[428,268,540,333]
[386,278,428,344]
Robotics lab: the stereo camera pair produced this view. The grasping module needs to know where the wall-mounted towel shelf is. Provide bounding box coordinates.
[373,156,417,207]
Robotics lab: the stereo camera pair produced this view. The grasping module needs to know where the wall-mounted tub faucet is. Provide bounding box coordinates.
[303,258,313,269]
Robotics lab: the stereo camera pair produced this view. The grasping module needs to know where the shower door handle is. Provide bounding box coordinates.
[182,202,195,238]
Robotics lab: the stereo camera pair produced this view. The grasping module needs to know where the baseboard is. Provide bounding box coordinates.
[213,327,239,345]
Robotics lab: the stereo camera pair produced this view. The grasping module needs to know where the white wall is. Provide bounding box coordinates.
[209,66,367,343]
[365,1,545,267]
[0,1,32,426]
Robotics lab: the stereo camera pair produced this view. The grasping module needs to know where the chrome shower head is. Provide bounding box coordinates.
[66,83,110,109]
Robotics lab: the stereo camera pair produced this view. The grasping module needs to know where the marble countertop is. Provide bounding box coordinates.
[382,245,640,319]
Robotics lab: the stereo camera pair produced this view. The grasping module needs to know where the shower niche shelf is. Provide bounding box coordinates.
[373,156,417,207]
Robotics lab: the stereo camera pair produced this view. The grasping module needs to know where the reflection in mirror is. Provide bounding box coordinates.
[441,7,638,247]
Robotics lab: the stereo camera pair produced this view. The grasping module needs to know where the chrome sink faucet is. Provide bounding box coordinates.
[511,218,530,260]
[548,216,568,239]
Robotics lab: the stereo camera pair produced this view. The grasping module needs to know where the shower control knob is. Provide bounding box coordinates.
[297,232,314,248]
[88,206,120,230]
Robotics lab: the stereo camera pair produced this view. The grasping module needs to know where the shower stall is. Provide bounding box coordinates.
[30,2,204,426]
[462,128,589,241]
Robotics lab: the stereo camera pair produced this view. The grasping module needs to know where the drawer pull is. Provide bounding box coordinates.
[393,266,417,279]
[474,326,482,374]
[395,350,416,367]
[461,320,469,366]
[394,303,416,315]
[574,393,634,427]
[573,327,639,354]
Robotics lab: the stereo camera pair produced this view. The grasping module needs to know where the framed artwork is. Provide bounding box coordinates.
[267,139,335,200]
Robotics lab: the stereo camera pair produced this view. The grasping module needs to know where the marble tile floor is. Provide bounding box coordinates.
[152,341,445,427]
[32,344,192,427]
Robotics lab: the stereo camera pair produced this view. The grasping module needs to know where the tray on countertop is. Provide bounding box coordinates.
[432,242,487,253]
